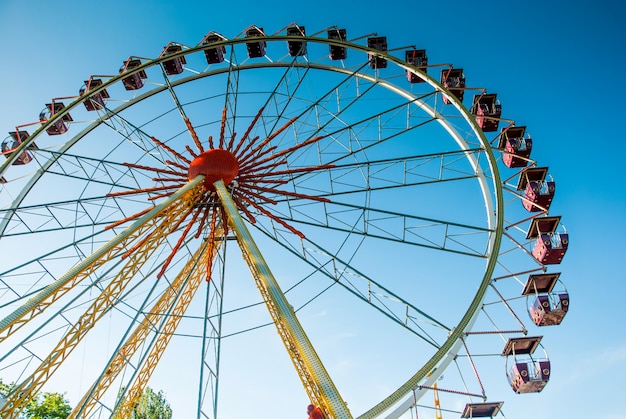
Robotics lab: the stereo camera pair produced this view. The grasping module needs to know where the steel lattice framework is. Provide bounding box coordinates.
[0,24,568,419]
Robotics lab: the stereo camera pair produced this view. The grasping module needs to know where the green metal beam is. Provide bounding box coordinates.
[214,179,352,419]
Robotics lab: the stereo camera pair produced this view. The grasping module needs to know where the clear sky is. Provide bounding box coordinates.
[1,1,625,418]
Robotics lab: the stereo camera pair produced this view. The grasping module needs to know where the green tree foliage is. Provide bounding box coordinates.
[2,378,171,419]
[24,392,71,419]
[0,378,12,395]
[2,379,70,418]
[129,387,172,419]
[0,378,13,409]
[0,378,72,419]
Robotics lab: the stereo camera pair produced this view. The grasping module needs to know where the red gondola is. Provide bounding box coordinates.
[517,167,555,212]
[328,28,347,60]
[503,336,550,394]
[160,44,186,75]
[120,58,147,91]
[367,36,387,69]
[405,49,427,83]
[201,33,227,64]
[471,93,501,132]
[527,216,568,265]
[440,68,465,104]
[286,25,307,57]
[2,131,36,165]
[79,78,110,111]
[245,27,266,58]
[498,126,532,168]
[522,273,569,326]
[40,102,73,135]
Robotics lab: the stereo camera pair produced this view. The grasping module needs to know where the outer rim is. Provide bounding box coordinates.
[0,33,504,418]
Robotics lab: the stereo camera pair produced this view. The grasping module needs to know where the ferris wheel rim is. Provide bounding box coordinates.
[0,29,513,419]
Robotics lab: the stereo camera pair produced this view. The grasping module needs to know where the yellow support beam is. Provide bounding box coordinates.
[0,179,205,419]
[0,177,205,345]
[434,382,442,419]
[70,230,218,418]
[112,230,221,419]
[214,180,352,419]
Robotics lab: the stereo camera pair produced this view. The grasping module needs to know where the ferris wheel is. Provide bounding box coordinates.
[0,24,570,419]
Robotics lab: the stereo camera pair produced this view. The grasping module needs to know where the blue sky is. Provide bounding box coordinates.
[1,1,625,418]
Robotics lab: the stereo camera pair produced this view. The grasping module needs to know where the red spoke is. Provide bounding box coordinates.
[227,132,237,152]
[165,160,189,172]
[105,206,153,230]
[236,193,305,239]
[184,117,204,154]
[205,209,218,281]
[194,205,212,239]
[122,234,153,260]
[157,206,203,278]
[152,177,186,183]
[185,145,198,159]
[238,145,278,169]
[236,185,278,205]
[122,203,196,261]
[220,205,229,236]
[232,106,265,155]
[150,137,191,164]
[232,194,257,224]
[239,178,288,185]
[234,135,260,162]
[238,159,287,176]
[239,164,334,180]
[123,162,185,177]
[147,191,177,201]
[219,107,227,149]
[246,136,325,171]
[107,184,182,198]
[237,116,298,165]
[244,184,331,203]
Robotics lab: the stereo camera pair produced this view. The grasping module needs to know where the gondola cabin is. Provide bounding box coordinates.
[161,44,186,75]
[471,93,501,132]
[503,336,550,394]
[440,68,465,104]
[2,131,36,165]
[522,273,569,326]
[517,167,555,212]
[40,102,73,135]
[405,49,427,83]
[202,33,227,64]
[79,78,110,111]
[286,25,307,57]
[461,402,503,418]
[367,36,387,69]
[328,28,347,60]
[510,359,551,394]
[527,216,568,265]
[245,27,266,58]
[498,126,532,168]
[120,58,147,91]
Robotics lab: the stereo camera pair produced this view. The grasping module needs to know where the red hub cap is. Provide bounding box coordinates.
[188,149,239,191]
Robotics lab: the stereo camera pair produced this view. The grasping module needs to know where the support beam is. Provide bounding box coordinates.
[214,180,352,419]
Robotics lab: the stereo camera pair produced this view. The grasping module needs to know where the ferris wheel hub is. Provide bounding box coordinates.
[188,148,239,191]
